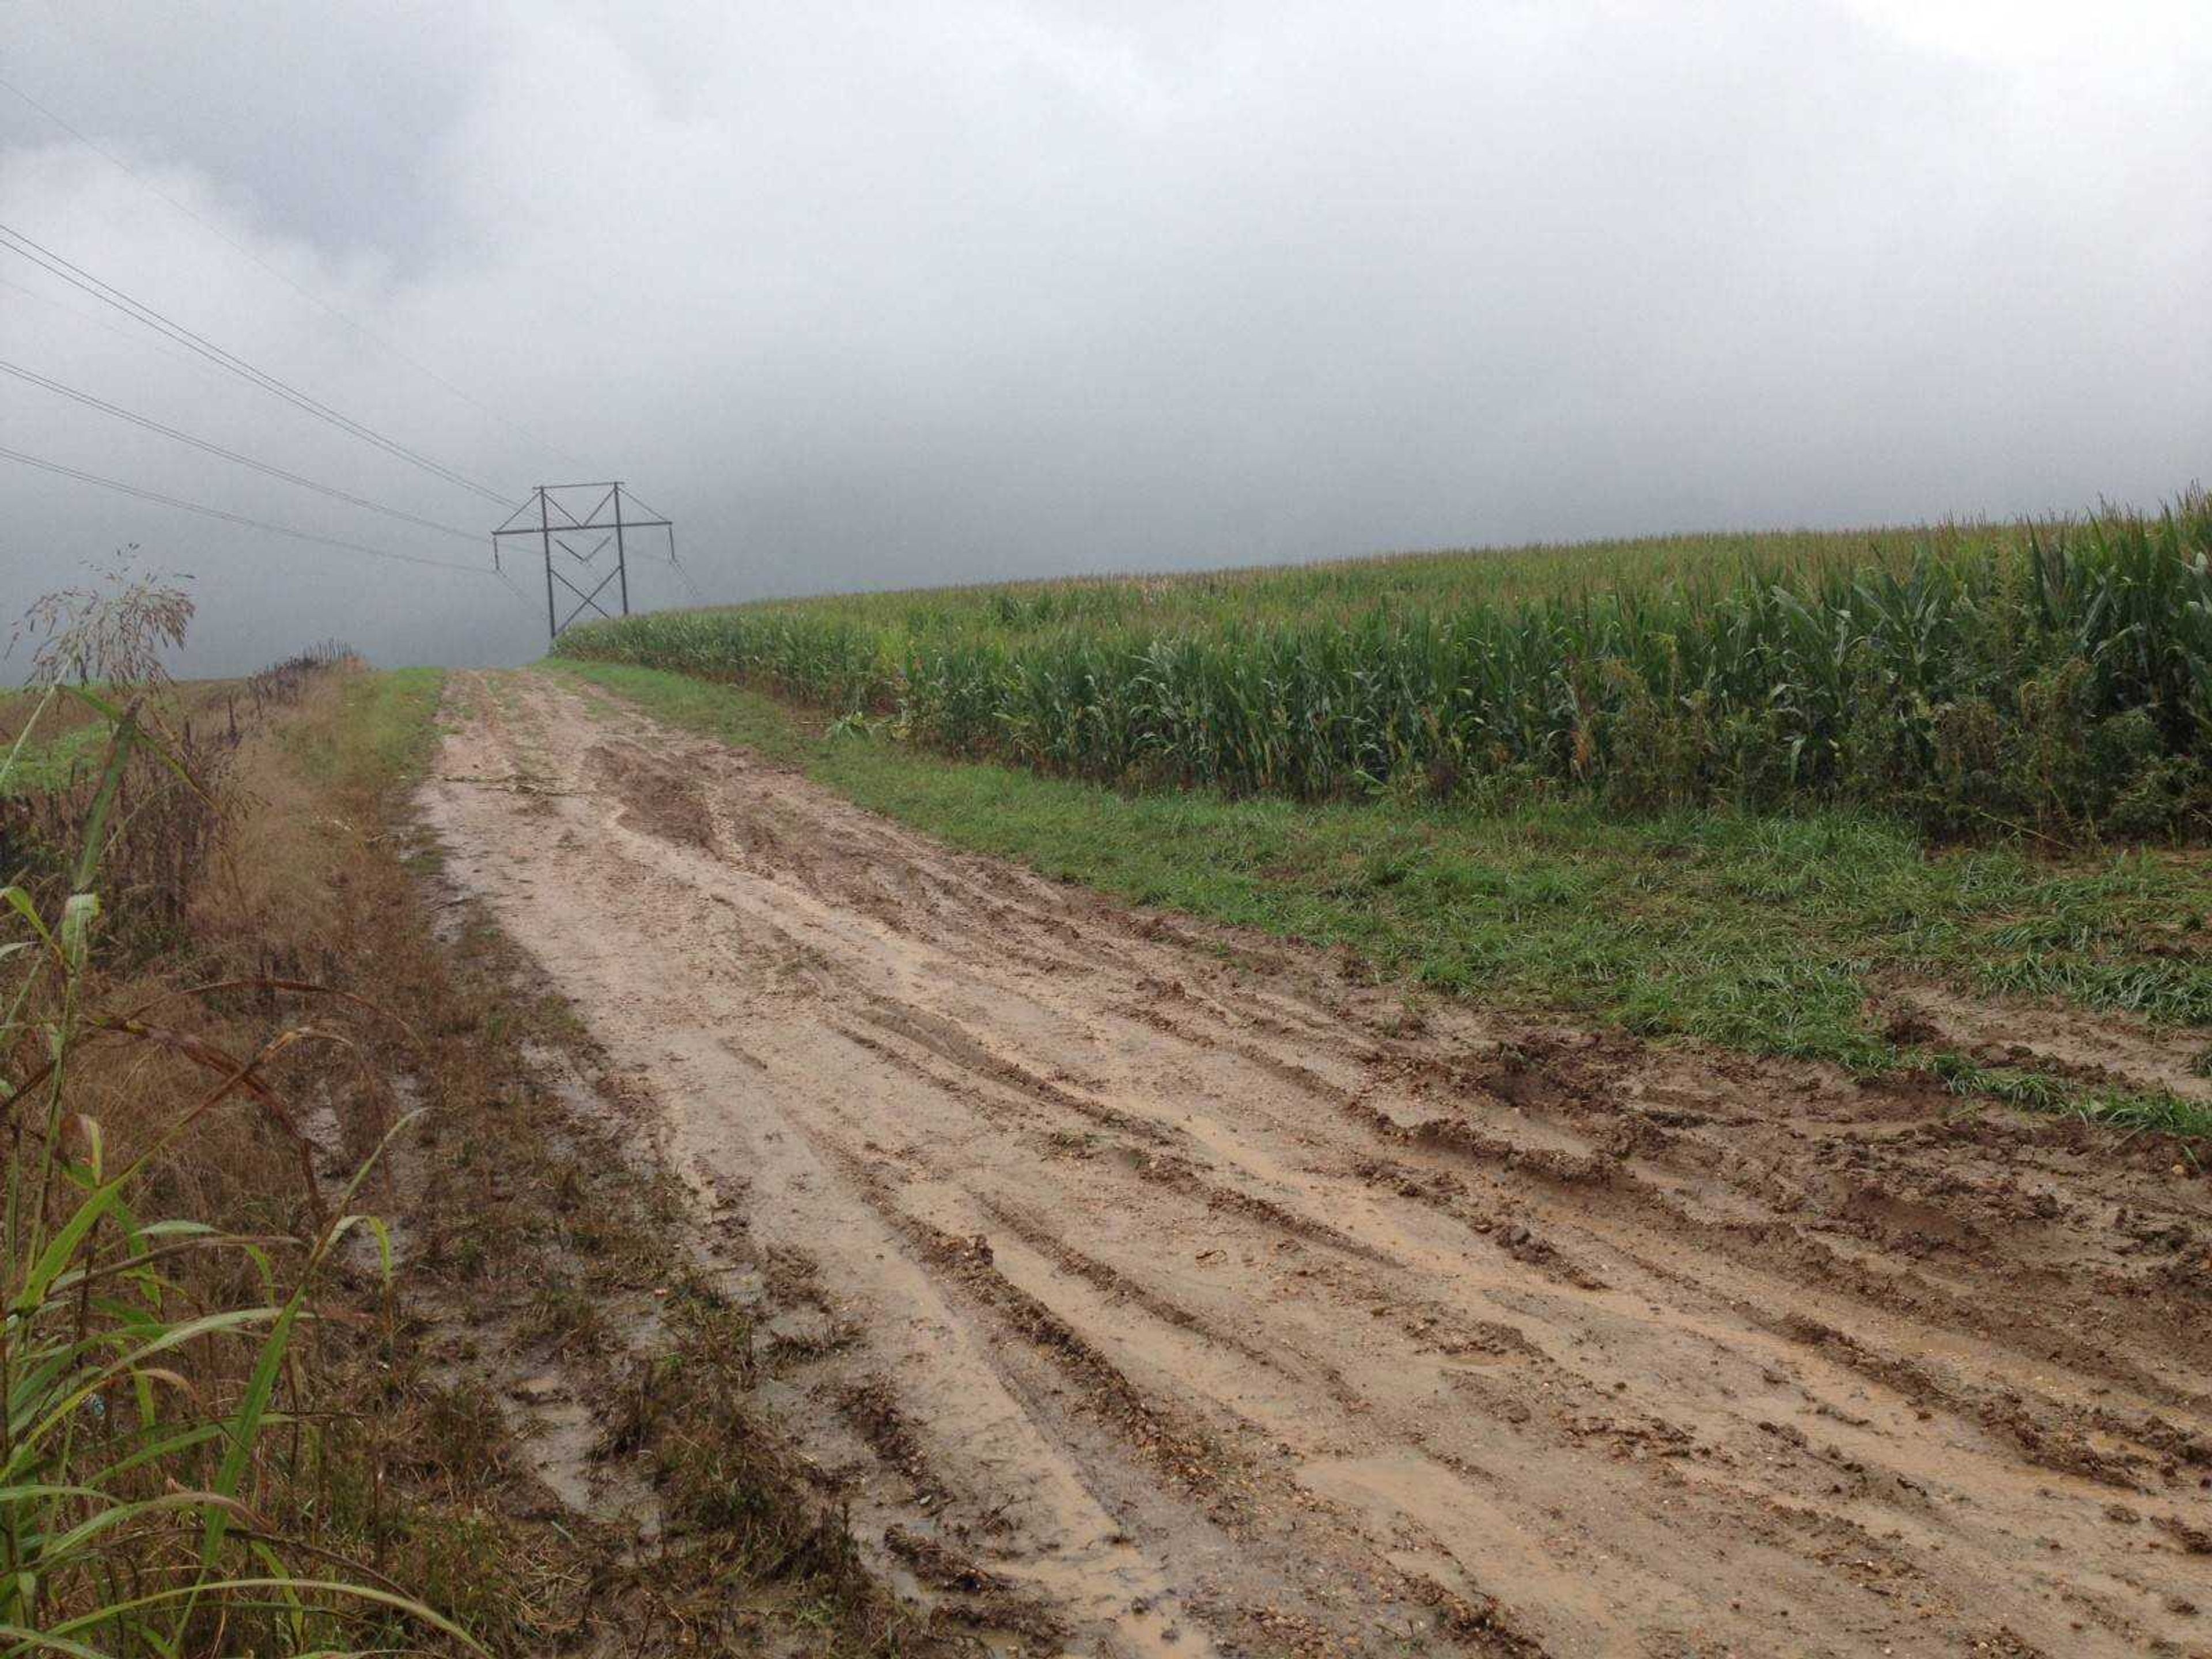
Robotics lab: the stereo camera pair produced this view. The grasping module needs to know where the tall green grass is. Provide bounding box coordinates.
[559,493,2212,839]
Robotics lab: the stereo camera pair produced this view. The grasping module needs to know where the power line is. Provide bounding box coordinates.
[0,442,501,576]
[0,270,237,385]
[0,218,514,506]
[0,356,484,543]
[0,219,516,506]
[0,69,597,478]
[2,68,684,537]
[493,567,536,609]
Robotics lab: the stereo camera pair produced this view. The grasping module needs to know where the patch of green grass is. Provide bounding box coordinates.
[551,660,2212,1131]
[0,719,107,794]
[285,666,447,793]
[1929,1054,2212,1139]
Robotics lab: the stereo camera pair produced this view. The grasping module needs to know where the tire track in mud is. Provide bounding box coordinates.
[421,670,2212,1658]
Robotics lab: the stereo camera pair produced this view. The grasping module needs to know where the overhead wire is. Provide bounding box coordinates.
[0,442,512,578]
[0,69,599,478]
[0,269,238,385]
[0,356,485,542]
[0,218,516,505]
[3,270,531,607]
[1,65,704,605]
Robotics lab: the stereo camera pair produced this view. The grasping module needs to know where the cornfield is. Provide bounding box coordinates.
[558,491,2212,838]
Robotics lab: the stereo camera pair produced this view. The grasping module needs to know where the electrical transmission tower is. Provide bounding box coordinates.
[493,483,678,642]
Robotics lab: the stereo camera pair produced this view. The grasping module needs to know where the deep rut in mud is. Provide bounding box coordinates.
[420,670,2212,1658]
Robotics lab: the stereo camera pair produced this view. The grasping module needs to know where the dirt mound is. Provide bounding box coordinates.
[582,740,718,849]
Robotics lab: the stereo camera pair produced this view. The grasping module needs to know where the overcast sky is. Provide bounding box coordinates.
[2,1,2207,676]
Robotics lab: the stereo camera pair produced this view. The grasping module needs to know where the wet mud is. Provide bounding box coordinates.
[419,671,2212,1658]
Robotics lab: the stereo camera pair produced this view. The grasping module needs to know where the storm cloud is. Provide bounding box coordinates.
[3,1,2207,675]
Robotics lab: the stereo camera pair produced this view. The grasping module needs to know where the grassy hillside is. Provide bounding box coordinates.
[558,493,2212,840]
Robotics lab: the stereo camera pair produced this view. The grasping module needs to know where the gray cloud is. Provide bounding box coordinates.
[3,0,2207,676]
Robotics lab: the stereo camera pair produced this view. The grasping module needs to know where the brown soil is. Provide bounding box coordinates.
[419,669,2212,1659]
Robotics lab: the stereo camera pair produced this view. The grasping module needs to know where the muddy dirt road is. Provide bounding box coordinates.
[421,669,2212,1658]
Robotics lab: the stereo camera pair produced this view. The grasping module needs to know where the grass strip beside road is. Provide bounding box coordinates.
[554,658,2212,1138]
[281,662,447,792]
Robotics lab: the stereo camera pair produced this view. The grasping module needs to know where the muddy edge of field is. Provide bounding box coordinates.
[417,668,2212,1659]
